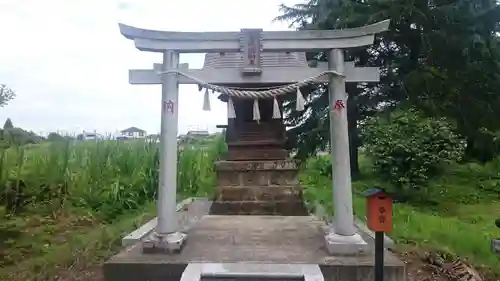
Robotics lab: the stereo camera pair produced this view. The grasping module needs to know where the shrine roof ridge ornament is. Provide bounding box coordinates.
[118,19,390,52]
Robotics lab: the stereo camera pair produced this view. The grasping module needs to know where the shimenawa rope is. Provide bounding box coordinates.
[157,69,343,99]
[157,69,344,120]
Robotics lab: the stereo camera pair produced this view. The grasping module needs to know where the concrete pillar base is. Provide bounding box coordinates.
[324,230,368,256]
[142,231,187,254]
[492,238,500,255]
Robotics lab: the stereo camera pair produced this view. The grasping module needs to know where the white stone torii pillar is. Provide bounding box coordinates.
[328,49,357,237]
[156,51,185,243]
[118,19,390,254]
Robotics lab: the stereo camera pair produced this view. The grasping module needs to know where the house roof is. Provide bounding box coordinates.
[204,52,309,102]
[120,126,146,133]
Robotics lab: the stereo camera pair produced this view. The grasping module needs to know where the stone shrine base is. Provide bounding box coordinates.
[211,160,308,216]
[104,199,406,281]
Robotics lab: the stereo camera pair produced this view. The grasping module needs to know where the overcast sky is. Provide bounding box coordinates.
[0,0,299,136]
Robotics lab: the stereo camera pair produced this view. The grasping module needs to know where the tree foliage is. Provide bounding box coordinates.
[276,0,500,164]
[3,118,13,130]
[1,128,41,146]
[0,84,16,107]
[47,132,65,142]
[361,109,465,195]
[0,118,42,147]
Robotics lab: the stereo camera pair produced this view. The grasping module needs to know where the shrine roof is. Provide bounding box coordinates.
[203,52,308,69]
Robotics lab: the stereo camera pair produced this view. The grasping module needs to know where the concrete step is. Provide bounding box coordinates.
[226,147,287,161]
[104,213,407,281]
[234,133,282,142]
[181,263,324,281]
[227,139,285,146]
[215,160,299,171]
[217,169,299,187]
[209,200,308,216]
[215,185,302,202]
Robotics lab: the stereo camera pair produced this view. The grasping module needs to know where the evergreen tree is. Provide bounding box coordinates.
[3,118,13,129]
[276,0,500,165]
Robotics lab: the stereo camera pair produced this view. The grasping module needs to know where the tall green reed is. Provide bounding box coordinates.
[0,136,225,222]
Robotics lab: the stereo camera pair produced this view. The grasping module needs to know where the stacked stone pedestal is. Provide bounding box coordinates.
[210,160,308,216]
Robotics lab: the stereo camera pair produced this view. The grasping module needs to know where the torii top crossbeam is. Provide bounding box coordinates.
[120,20,390,87]
[118,20,390,53]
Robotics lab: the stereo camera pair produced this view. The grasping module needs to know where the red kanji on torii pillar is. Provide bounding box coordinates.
[333,99,345,113]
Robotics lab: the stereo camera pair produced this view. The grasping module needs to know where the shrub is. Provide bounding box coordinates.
[300,156,333,214]
[361,108,465,196]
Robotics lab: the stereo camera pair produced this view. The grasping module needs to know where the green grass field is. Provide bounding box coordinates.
[0,138,499,280]
[301,155,500,278]
[0,138,225,281]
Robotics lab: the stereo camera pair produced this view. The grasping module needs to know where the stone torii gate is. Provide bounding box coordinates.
[118,20,390,254]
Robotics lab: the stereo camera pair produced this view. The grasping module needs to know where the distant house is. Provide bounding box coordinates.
[186,130,210,138]
[146,134,160,143]
[120,127,146,139]
[177,130,210,144]
[77,131,103,141]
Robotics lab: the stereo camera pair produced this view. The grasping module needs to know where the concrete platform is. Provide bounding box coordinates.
[104,210,406,281]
